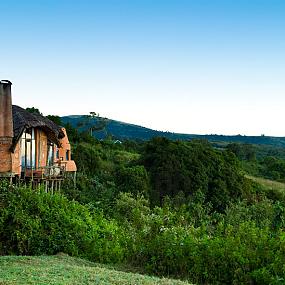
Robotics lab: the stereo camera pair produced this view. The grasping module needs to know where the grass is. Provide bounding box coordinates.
[246,175,285,193]
[0,254,192,285]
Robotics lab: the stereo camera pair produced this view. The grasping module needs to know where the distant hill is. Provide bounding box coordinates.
[61,115,285,147]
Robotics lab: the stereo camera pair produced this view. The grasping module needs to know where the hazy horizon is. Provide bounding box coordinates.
[1,0,284,136]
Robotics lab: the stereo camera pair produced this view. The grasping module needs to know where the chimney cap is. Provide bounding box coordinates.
[0,80,12,85]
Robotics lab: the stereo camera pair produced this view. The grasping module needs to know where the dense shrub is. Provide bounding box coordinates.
[70,141,144,214]
[261,156,285,181]
[227,142,285,182]
[0,181,125,263]
[115,165,150,196]
[113,192,285,284]
[73,142,103,176]
[141,138,248,211]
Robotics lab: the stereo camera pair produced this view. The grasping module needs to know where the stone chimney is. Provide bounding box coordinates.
[0,80,13,173]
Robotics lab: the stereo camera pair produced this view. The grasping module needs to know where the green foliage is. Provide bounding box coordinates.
[260,156,285,181]
[226,142,285,182]
[26,107,42,115]
[76,112,109,138]
[46,115,62,126]
[68,140,148,215]
[113,192,285,284]
[226,143,256,161]
[115,165,150,196]
[141,138,247,212]
[0,182,124,263]
[73,142,103,176]
[4,132,285,284]
[64,122,82,143]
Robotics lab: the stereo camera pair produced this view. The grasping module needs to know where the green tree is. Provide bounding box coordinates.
[77,112,109,137]
[116,165,150,196]
[26,107,42,115]
[46,115,62,126]
[141,137,246,211]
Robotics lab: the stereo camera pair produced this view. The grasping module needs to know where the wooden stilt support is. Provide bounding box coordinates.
[73,172,76,188]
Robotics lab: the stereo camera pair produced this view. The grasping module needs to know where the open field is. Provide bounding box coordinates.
[246,175,285,193]
[0,254,191,285]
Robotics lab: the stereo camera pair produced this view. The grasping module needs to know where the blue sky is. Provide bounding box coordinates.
[1,0,284,135]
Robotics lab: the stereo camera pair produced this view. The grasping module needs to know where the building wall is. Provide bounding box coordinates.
[36,130,48,168]
[1,126,76,176]
[12,141,21,175]
[0,137,12,173]
[54,127,77,172]
[8,129,49,176]
[0,80,77,176]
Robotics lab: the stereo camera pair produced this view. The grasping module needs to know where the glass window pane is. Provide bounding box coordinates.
[21,138,26,168]
[66,150,70,161]
[47,143,54,166]
[32,139,36,168]
[26,141,31,168]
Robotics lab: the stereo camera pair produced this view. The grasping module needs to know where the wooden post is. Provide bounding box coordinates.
[73,172,76,188]
[45,180,48,193]
[51,180,54,194]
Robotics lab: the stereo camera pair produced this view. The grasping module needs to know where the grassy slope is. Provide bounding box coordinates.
[0,255,192,285]
[246,175,285,193]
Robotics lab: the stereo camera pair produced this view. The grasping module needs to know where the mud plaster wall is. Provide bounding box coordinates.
[0,137,12,173]
[37,130,48,168]
[12,141,21,175]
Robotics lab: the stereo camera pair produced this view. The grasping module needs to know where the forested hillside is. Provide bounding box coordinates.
[62,114,285,147]
[2,121,285,284]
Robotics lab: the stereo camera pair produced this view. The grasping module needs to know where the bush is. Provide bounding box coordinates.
[115,165,150,196]
[113,192,285,284]
[141,138,248,212]
[0,182,125,263]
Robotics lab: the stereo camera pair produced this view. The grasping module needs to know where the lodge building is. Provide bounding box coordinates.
[0,80,76,187]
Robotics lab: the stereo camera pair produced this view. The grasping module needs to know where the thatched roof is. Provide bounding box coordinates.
[11,105,65,151]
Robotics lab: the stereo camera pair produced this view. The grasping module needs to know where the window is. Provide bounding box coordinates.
[47,141,54,166]
[66,150,70,161]
[21,128,36,170]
